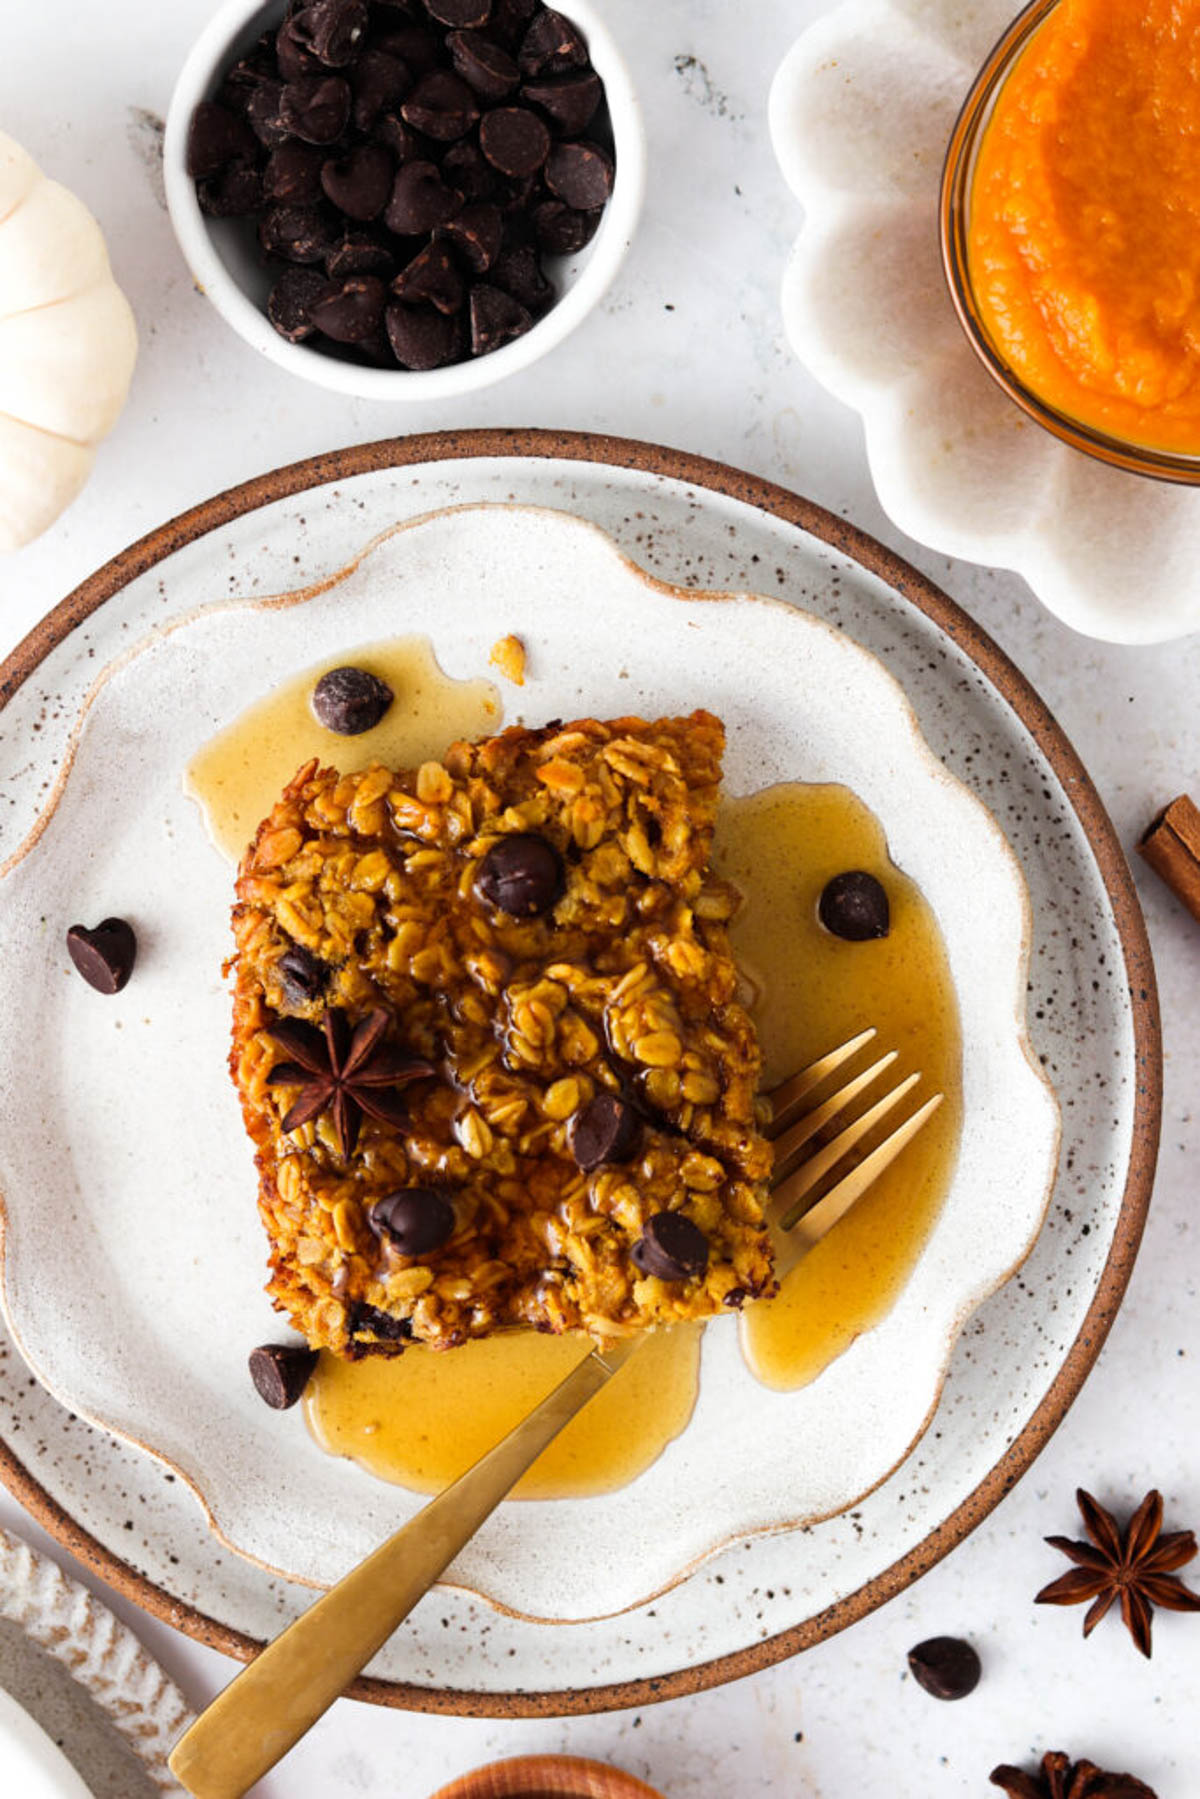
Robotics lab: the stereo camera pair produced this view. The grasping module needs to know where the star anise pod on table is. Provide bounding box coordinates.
[1035,1487,1200,1657]
[990,1750,1156,1798]
[265,1007,434,1159]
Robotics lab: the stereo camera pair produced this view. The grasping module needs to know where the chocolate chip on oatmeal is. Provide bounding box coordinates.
[278,944,331,1004]
[474,832,563,916]
[66,918,137,994]
[907,1637,982,1701]
[347,1301,414,1341]
[369,1189,456,1256]
[479,105,550,176]
[311,665,394,734]
[632,1211,710,1282]
[568,1092,642,1171]
[818,870,891,941]
[249,1342,318,1409]
[544,138,612,208]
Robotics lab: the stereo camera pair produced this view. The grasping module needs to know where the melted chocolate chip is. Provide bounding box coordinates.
[474,832,563,916]
[817,870,890,941]
[278,944,331,1003]
[907,1637,981,1701]
[369,1188,456,1256]
[66,918,137,994]
[568,1092,641,1171]
[249,1343,318,1409]
[347,1301,414,1341]
[632,1212,709,1282]
[311,665,394,732]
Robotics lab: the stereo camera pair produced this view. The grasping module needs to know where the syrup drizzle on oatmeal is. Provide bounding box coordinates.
[190,662,961,1496]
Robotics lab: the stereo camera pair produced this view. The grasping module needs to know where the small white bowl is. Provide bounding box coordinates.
[163,0,645,399]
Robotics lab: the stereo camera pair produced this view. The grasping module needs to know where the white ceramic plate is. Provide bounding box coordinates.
[769,0,1200,644]
[0,437,1156,1709]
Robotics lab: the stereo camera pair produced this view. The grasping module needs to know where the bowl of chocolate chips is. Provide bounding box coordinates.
[164,0,643,396]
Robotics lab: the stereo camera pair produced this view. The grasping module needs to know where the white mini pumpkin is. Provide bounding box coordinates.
[0,131,138,553]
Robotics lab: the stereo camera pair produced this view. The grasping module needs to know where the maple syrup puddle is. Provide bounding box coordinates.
[188,655,961,1499]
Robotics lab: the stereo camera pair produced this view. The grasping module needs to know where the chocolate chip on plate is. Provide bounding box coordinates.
[907,1637,982,1701]
[469,280,534,351]
[532,197,599,255]
[66,918,137,995]
[280,73,353,143]
[263,141,326,205]
[518,8,589,75]
[632,1212,710,1282]
[385,159,463,234]
[278,943,331,1003]
[438,200,503,271]
[448,30,519,101]
[818,870,891,941]
[185,100,258,179]
[400,69,480,140]
[369,1188,456,1256]
[479,105,550,176]
[544,138,613,209]
[321,142,395,220]
[474,831,563,915]
[385,300,463,367]
[249,1343,318,1410]
[569,1092,642,1171]
[291,0,369,67]
[311,665,394,733]
[520,68,601,135]
[267,265,335,341]
[425,0,493,25]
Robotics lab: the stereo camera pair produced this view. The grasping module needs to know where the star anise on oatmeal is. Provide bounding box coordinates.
[1035,1487,1200,1658]
[990,1750,1156,1798]
[265,1007,434,1159]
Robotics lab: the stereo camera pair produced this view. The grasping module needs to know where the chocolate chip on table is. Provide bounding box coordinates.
[321,142,395,220]
[425,0,493,25]
[479,105,550,176]
[368,1188,456,1256]
[532,197,599,255]
[267,265,335,340]
[438,200,503,271]
[185,100,258,178]
[519,7,589,74]
[569,1092,642,1171]
[400,69,480,140]
[474,831,563,916]
[385,301,463,367]
[521,68,601,135]
[907,1637,982,1701]
[392,239,464,313]
[818,870,891,941]
[447,30,519,101]
[259,203,338,264]
[385,159,463,234]
[291,0,369,67]
[544,138,612,209]
[280,73,353,143]
[632,1212,710,1282]
[66,918,137,995]
[263,141,326,204]
[311,665,394,733]
[249,1343,318,1410]
[278,944,331,1004]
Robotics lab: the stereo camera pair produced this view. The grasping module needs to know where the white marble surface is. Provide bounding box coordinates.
[1,2,1199,1795]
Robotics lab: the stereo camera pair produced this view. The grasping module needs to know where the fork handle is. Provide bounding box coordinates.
[168,1339,636,1799]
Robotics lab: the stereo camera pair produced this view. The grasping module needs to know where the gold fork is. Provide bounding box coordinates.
[168,1029,942,1799]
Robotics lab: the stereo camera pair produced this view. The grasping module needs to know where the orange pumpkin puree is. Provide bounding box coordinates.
[967,0,1200,453]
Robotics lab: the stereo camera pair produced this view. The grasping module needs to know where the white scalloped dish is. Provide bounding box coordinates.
[769,0,1200,644]
[0,505,1058,1623]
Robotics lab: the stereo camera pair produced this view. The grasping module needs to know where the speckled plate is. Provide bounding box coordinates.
[0,433,1158,1713]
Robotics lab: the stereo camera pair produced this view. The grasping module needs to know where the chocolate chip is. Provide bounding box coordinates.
[438,200,503,271]
[267,265,335,340]
[372,112,428,163]
[474,831,562,915]
[907,1637,981,1701]
[490,238,552,312]
[425,0,492,24]
[325,229,396,278]
[347,1301,414,1341]
[185,101,258,178]
[66,918,137,995]
[489,0,538,49]
[278,944,331,1003]
[369,1188,456,1255]
[280,74,352,143]
[259,203,338,263]
[532,197,599,255]
[197,162,264,218]
[479,105,550,176]
[520,69,601,135]
[385,301,463,367]
[400,69,480,139]
[632,1212,709,1282]
[568,1092,641,1171]
[246,79,291,147]
[373,22,441,75]
[385,159,462,233]
[817,870,890,941]
[351,48,413,129]
[321,142,394,219]
[291,0,369,67]
[311,665,394,732]
[249,1343,318,1409]
[440,138,497,201]
[276,16,322,80]
[264,141,327,205]
[469,280,534,351]
[392,239,464,313]
[448,30,519,100]
[518,7,588,74]
[312,274,388,341]
[544,138,612,209]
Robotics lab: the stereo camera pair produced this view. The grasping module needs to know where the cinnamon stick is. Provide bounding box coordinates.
[1138,794,1200,924]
